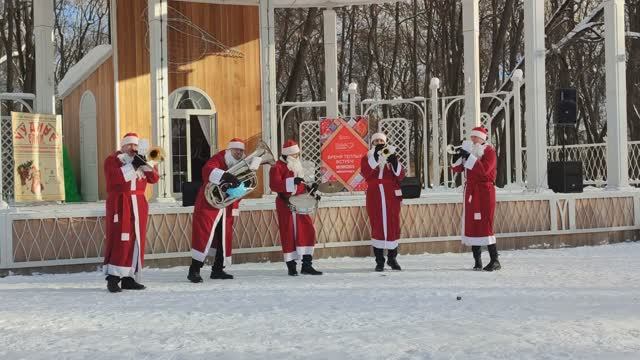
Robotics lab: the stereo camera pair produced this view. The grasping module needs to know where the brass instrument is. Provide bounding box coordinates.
[147,146,166,163]
[379,145,396,159]
[204,141,276,209]
[446,144,462,155]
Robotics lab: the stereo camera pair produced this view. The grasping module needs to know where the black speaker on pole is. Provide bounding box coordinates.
[555,88,577,126]
[400,176,421,199]
[547,161,583,193]
[182,181,202,206]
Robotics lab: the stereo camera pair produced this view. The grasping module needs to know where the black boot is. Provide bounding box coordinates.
[187,259,204,283]
[472,246,483,271]
[286,260,298,276]
[301,255,323,275]
[121,276,146,290]
[387,248,402,271]
[373,247,385,272]
[106,275,121,293]
[210,248,233,279]
[483,244,502,271]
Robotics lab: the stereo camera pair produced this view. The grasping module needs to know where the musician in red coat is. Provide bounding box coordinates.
[451,126,501,271]
[360,132,406,272]
[269,139,322,276]
[187,138,262,283]
[103,133,160,293]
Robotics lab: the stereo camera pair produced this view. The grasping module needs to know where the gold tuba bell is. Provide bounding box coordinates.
[147,146,166,162]
[204,141,276,209]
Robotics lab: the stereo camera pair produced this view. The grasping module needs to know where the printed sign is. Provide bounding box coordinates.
[12,112,65,202]
[319,116,369,191]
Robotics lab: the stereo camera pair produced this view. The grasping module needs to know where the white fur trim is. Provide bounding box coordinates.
[462,235,496,246]
[452,158,463,167]
[282,145,300,156]
[296,246,314,256]
[371,239,398,249]
[371,133,387,142]
[285,177,296,193]
[120,136,139,147]
[284,251,299,262]
[470,130,487,141]
[227,141,245,150]
[464,154,478,170]
[103,264,134,277]
[209,169,225,185]
[392,162,402,176]
[120,164,136,182]
[379,184,388,240]
[191,248,207,263]
[368,153,380,169]
[140,165,153,172]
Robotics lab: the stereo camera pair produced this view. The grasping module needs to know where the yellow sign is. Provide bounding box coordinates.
[11,112,65,202]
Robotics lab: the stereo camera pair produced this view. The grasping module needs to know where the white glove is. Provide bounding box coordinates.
[248,156,262,171]
[461,140,473,153]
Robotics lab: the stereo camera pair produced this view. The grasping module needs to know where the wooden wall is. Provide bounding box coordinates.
[167,1,264,195]
[116,0,152,142]
[61,58,115,200]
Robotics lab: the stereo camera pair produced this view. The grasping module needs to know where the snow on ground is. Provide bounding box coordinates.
[1,243,640,360]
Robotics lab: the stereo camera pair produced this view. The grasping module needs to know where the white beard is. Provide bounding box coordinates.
[470,142,487,158]
[286,156,305,178]
[225,151,242,168]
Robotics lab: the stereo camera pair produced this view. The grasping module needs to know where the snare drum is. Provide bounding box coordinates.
[288,194,318,214]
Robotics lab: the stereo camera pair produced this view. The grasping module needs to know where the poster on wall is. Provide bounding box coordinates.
[319,116,369,191]
[11,112,65,202]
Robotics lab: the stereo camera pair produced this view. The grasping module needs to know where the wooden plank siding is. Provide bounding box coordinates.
[167,1,264,196]
[61,58,115,200]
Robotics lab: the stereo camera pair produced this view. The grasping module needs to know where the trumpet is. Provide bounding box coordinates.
[135,146,166,166]
[379,145,396,159]
[446,144,462,155]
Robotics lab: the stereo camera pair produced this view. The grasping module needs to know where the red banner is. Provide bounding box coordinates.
[319,116,369,191]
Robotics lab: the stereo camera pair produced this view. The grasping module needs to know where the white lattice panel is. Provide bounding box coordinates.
[629,141,640,184]
[547,144,607,185]
[379,118,411,173]
[298,121,321,181]
[1,117,15,201]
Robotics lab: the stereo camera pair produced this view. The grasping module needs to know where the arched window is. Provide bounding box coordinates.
[168,87,217,197]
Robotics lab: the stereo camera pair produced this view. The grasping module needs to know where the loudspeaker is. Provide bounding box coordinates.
[400,177,421,199]
[555,88,577,125]
[182,181,202,206]
[547,161,583,193]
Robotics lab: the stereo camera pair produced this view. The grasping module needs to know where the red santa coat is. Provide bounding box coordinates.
[103,152,159,277]
[451,143,497,246]
[191,150,240,264]
[360,150,405,249]
[269,159,316,262]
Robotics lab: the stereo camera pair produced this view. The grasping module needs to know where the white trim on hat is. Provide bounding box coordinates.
[371,133,387,142]
[470,130,487,141]
[227,141,245,150]
[282,144,300,156]
[121,135,139,147]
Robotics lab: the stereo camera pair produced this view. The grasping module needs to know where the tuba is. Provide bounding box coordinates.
[446,144,462,155]
[135,145,166,166]
[204,141,276,209]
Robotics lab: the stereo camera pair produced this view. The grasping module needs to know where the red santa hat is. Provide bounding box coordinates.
[282,139,300,156]
[120,132,139,147]
[371,132,387,143]
[227,138,245,150]
[469,126,488,141]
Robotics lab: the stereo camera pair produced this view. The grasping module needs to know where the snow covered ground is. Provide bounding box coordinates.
[1,243,640,360]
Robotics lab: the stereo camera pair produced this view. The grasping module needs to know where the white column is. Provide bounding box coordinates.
[348,82,358,117]
[148,0,174,202]
[524,0,548,191]
[604,0,629,190]
[461,0,481,134]
[511,69,524,187]
[34,0,56,114]
[429,78,440,189]
[323,9,339,118]
[259,1,277,195]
